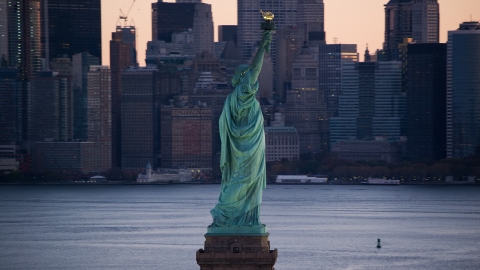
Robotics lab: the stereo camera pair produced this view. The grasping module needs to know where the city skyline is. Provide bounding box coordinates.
[101,0,480,66]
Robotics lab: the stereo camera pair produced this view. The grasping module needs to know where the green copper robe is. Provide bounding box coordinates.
[210,68,267,227]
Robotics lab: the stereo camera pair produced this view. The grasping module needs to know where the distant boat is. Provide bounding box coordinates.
[275,175,328,184]
[137,163,191,183]
[361,178,400,185]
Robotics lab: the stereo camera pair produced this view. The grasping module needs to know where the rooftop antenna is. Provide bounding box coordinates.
[119,0,136,27]
[333,37,338,44]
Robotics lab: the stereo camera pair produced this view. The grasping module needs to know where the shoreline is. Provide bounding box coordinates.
[1,182,478,186]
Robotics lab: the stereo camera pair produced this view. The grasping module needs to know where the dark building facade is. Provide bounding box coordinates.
[447,22,480,158]
[29,71,72,142]
[161,104,212,169]
[121,67,160,171]
[330,61,406,145]
[154,1,213,55]
[155,2,196,42]
[406,43,446,162]
[72,52,99,141]
[110,26,136,168]
[318,43,358,115]
[5,0,42,80]
[44,0,101,61]
[218,25,237,45]
[0,68,23,143]
[384,0,439,60]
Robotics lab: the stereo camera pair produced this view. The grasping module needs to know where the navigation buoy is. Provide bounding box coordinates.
[377,239,381,248]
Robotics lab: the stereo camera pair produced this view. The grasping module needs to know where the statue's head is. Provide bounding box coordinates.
[231,64,250,86]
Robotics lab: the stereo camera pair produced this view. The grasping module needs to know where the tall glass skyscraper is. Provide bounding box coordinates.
[5,0,42,80]
[44,0,101,61]
[406,43,446,162]
[153,1,214,55]
[384,0,439,60]
[330,61,406,146]
[446,22,480,158]
[318,44,358,114]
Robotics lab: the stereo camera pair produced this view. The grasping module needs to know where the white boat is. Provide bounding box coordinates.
[137,163,191,183]
[276,175,328,184]
[361,178,400,185]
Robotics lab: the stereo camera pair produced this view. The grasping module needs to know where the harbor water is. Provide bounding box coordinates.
[1,185,479,269]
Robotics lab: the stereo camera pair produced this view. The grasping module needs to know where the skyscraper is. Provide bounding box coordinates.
[384,0,439,60]
[86,65,111,172]
[44,0,101,61]
[297,0,325,42]
[29,71,72,142]
[72,52,99,141]
[151,3,157,41]
[238,0,297,61]
[0,68,22,143]
[161,103,212,168]
[0,0,9,64]
[406,43,446,162]
[330,61,406,146]
[5,0,42,80]
[154,0,213,55]
[446,22,480,158]
[110,26,137,168]
[121,67,160,171]
[238,0,325,98]
[318,44,358,114]
[285,45,325,153]
[218,25,237,45]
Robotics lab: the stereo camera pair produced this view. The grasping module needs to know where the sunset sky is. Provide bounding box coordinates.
[101,0,480,65]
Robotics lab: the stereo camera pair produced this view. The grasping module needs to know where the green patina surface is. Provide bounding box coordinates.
[206,224,268,236]
[209,31,272,233]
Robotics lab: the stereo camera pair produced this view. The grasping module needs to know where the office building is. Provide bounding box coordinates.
[176,0,201,3]
[218,25,237,45]
[0,68,23,143]
[297,0,325,42]
[384,0,439,60]
[121,67,160,171]
[285,45,326,153]
[330,61,406,148]
[331,139,402,163]
[238,0,324,98]
[265,126,300,162]
[5,0,42,80]
[151,3,158,41]
[153,1,213,55]
[29,71,72,142]
[276,27,305,101]
[44,0,101,61]
[110,26,137,168]
[72,52,99,141]
[446,22,480,158]
[406,43,446,162]
[34,141,96,173]
[86,65,111,172]
[318,43,358,114]
[0,0,9,65]
[161,103,212,168]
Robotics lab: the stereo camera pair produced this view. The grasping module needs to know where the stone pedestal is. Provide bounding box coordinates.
[196,232,277,270]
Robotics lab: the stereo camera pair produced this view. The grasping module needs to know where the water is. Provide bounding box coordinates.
[1,185,479,270]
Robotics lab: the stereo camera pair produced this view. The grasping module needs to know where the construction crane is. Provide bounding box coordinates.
[119,0,136,27]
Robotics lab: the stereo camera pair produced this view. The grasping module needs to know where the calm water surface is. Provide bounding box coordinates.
[1,185,479,270]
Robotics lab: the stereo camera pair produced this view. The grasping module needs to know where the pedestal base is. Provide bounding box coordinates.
[196,233,277,270]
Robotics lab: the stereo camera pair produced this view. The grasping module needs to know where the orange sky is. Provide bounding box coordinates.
[101,0,480,66]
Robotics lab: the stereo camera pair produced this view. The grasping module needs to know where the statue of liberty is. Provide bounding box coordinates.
[209,28,272,232]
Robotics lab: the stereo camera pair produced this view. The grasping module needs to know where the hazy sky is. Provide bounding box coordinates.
[101,0,480,66]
